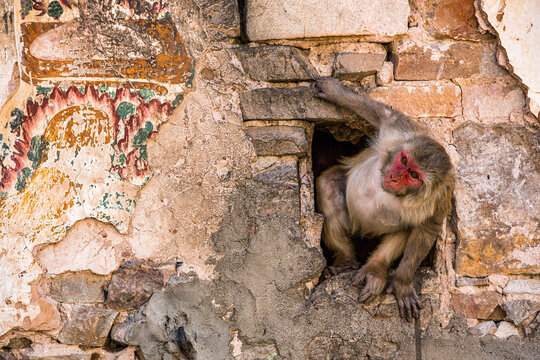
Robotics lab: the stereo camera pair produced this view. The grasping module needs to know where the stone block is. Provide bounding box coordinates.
[244,126,309,156]
[239,87,355,122]
[197,0,241,40]
[392,41,486,80]
[240,82,461,122]
[476,321,497,336]
[455,77,526,122]
[234,46,316,82]
[106,267,164,311]
[456,277,489,287]
[503,279,540,295]
[503,300,540,326]
[411,0,485,40]
[58,305,118,347]
[450,292,502,319]
[494,321,519,339]
[306,335,368,360]
[50,272,106,303]
[454,123,540,276]
[252,157,298,189]
[333,44,387,81]
[246,0,410,41]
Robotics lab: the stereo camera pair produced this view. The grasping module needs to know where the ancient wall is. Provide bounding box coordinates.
[0,0,538,359]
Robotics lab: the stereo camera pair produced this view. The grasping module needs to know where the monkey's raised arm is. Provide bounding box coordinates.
[315,78,419,134]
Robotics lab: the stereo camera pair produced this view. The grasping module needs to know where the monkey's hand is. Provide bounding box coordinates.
[353,265,387,303]
[387,279,422,322]
[315,77,348,104]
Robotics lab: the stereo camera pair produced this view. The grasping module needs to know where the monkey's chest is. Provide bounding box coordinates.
[346,174,404,236]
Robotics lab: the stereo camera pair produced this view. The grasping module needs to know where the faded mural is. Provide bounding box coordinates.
[0,0,192,336]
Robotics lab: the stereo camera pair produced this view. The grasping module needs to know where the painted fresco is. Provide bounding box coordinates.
[0,0,192,335]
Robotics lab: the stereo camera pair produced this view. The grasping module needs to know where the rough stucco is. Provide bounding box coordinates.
[476,0,540,119]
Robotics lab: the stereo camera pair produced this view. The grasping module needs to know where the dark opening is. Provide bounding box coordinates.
[312,126,436,271]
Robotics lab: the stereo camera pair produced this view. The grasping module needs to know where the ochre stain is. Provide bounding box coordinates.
[43,106,113,149]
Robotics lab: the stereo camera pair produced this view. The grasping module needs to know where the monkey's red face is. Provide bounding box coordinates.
[383,150,424,194]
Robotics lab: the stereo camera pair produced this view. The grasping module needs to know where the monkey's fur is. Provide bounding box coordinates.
[315,78,455,321]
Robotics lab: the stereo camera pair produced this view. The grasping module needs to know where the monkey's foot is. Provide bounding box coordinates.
[322,261,360,279]
[387,280,422,322]
[353,265,387,303]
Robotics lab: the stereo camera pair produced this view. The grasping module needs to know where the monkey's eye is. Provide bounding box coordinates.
[410,170,419,179]
[401,156,407,165]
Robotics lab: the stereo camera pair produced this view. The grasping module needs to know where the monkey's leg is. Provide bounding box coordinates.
[316,166,355,269]
[353,231,408,303]
[388,224,439,321]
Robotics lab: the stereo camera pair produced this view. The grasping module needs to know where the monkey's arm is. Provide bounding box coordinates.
[316,78,422,135]
[388,220,441,321]
[315,77,396,129]
[316,165,355,267]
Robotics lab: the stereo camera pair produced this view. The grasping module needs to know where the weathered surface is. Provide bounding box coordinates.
[50,272,106,303]
[450,292,503,319]
[503,300,540,326]
[476,321,497,336]
[0,1,16,107]
[454,123,540,276]
[503,279,540,295]
[244,125,309,156]
[57,305,118,347]
[456,277,489,287]
[376,61,394,86]
[234,46,316,82]
[411,0,485,40]
[478,0,540,119]
[455,77,526,122]
[246,0,410,40]
[333,44,387,81]
[106,267,164,311]
[392,41,487,80]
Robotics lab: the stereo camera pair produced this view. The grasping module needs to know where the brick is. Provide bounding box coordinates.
[454,123,540,276]
[455,77,526,122]
[393,41,486,80]
[368,81,461,117]
[50,272,106,303]
[333,44,387,81]
[450,292,502,319]
[106,267,164,311]
[58,305,118,347]
[246,0,409,41]
[376,61,394,86]
[244,126,309,156]
[411,0,486,40]
[234,46,316,82]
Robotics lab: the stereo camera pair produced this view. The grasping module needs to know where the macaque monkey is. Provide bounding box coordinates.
[315,78,455,321]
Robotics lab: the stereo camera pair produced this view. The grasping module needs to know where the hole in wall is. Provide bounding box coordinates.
[311,125,435,271]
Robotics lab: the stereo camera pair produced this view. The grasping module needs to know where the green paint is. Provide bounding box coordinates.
[37,87,53,95]
[172,94,184,107]
[139,89,155,102]
[15,167,32,192]
[133,122,154,161]
[79,86,86,94]
[164,12,172,20]
[97,85,109,92]
[116,101,136,119]
[20,0,32,17]
[27,136,48,169]
[10,108,24,132]
[3,12,8,34]
[186,68,195,88]
[47,1,63,19]
[0,191,7,200]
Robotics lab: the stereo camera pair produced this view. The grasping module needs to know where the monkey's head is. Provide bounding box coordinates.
[382,136,453,197]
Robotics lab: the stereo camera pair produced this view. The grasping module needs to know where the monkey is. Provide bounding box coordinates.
[314,77,455,321]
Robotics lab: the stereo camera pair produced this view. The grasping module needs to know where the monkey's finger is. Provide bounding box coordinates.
[352,271,366,287]
[314,92,328,100]
[404,299,412,322]
[411,301,419,319]
[413,293,422,309]
[358,287,373,303]
[398,299,405,318]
